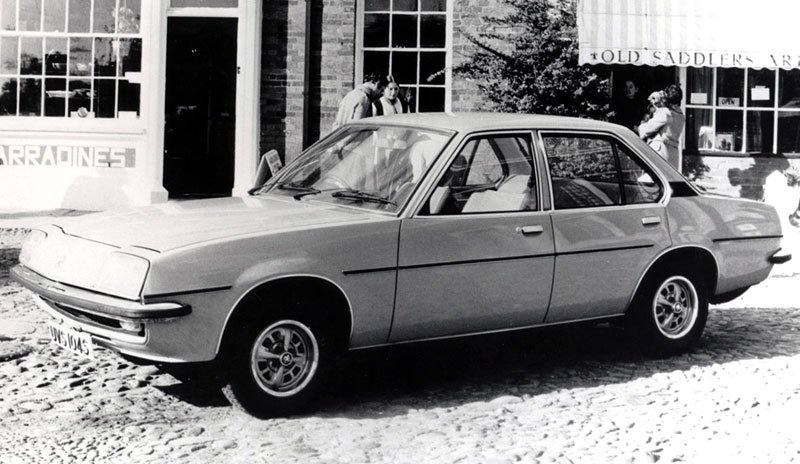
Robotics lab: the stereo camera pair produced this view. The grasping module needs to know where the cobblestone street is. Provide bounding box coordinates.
[1,227,799,463]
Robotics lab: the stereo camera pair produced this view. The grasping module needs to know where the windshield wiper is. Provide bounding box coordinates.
[330,189,396,206]
[276,181,321,199]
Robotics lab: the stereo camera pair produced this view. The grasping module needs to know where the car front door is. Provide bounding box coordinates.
[539,132,671,323]
[389,132,555,342]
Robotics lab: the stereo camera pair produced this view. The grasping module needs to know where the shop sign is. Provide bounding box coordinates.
[583,49,800,69]
[0,145,135,168]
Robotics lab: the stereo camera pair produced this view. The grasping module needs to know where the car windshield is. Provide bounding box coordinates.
[261,125,452,213]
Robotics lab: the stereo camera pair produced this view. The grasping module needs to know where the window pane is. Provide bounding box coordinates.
[94,37,116,76]
[44,77,66,116]
[419,51,444,85]
[118,37,140,75]
[747,68,775,108]
[746,111,773,154]
[69,37,91,75]
[19,77,41,115]
[715,109,743,151]
[779,69,800,108]
[0,77,17,115]
[117,79,138,116]
[2,0,16,31]
[44,37,67,75]
[363,51,388,80]
[778,112,800,154]
[544,136,621,209]
[365,0,389,11]
[716,68,743,107]
[420,0,445,12]
[392,14,416,48]
[616,144,662,204]
[685,108,713,151]
[43,0,65,31]
[117,0,140,33]
[19,0,41,31]
[1,36,18,73]
[363,14,389,48]
[67,78,91,116]
[394,0,416,11]
[420,14,445,48]
[68,0,89,32]
[403,86,416,112]
[391,51,416,84]
[20,37,42,74]
[93,0,116,33]
[170,0,238,6]
[93,78,115,117]
[686,67,712,105]
[418,86,443,112]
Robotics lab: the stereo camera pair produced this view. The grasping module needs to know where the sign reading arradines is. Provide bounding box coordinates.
[0,145,136,168]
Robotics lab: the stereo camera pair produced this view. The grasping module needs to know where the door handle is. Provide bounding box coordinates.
[516,225,544,235]
[642,216,662,226]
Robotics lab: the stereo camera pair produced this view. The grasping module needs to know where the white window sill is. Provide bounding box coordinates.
[0,118,147,135]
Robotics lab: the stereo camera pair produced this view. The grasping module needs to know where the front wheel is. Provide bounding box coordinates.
[629,271,708,356]
[222,317,331,418]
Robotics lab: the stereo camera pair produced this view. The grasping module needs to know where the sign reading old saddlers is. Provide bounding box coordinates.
[0,145,136,168]
[583,49,800,69]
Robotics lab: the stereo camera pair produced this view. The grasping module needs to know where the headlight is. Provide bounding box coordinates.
[19,230,47,266]
[91,253,150,300]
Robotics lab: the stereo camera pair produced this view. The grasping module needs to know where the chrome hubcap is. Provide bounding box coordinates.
[653,276,698,339]
[250,320,319,397]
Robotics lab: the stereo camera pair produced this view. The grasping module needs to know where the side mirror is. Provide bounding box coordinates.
[249,149,283,195]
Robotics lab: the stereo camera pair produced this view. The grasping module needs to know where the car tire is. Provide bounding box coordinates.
[628,269,708,357]
[222,313,333,418]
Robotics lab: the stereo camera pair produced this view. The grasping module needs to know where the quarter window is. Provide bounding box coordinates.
[0,0,142,119]
[543,134,662,209]
[424,133,537,215]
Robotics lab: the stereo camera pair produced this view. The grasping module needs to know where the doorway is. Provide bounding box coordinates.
[163,17,238,198]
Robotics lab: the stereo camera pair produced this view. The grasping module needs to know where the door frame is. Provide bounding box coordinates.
[150,2,262,198]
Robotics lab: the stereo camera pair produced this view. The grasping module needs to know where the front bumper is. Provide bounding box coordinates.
[11,265,199,363]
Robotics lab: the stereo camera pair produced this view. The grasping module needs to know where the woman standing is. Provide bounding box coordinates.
[638,84,685,170]
[372,76,408,116]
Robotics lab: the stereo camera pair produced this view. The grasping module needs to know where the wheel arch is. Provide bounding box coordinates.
[215,274,353,359]
[626,245,719,314]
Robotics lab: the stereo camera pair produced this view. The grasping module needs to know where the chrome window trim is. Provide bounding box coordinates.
[408,129,543,218]
[535,130,672,212]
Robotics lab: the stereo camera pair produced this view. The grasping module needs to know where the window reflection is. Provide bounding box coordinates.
[43,0,66,32]
[1,36,18,73]
[2,0,16,31]
[392,15,416,48]
[67,78,91,117]
[94,38,117,77]
[69,37,91,76]
[364,14,389,48]
[119,38,141,75]
[93,0,116,33]
[45,37,67,75]
[19,78,41,115]
[44,77,66,116]
[419,51,444,85]
[20,0,42,31]
[0,77,17,115]
[68,0,88,32]
[420,14,445,48]
[20,37,42,75]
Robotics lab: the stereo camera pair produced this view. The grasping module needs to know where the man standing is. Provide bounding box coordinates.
[332,73,383,130]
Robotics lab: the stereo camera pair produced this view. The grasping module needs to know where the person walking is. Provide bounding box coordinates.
[638,84,685,170]
[372,76,408,116]
[332,72,383,130]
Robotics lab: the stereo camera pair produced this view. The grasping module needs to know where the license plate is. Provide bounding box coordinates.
[48,322,94,359]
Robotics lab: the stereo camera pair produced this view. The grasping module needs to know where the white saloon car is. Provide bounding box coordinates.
[13,113,791,417]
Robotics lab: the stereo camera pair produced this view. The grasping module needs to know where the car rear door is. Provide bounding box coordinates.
[538,131,671,323]
[389,131,555,342]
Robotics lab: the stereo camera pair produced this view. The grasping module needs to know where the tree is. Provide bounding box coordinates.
[455,0,611,120]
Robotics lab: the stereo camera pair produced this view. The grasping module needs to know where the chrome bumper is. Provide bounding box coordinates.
[11,265,191,320]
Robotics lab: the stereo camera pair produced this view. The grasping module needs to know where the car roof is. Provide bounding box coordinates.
[355,112,628,135]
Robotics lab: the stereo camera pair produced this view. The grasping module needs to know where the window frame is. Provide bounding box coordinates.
[416,129,543,216]
[355,0,452,113]
[0,0,146,131]
[682,67,800,155]
[536,130,667,212]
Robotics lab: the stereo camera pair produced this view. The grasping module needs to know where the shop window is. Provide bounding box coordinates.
[360,0,449,113]
[0,0,142,119]
[685,67,800,155]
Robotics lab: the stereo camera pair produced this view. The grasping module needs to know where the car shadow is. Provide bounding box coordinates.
[313,306,800,419]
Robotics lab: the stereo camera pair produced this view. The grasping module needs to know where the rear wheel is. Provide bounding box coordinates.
[222,314,332,418]
[629,270,708,356]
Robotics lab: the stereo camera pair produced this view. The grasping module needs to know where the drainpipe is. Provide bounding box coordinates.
[302,0,312,149]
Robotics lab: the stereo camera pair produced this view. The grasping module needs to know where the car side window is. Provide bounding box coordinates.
[544,135,622,209]
[616,143,663,204]
[422,133,537,215]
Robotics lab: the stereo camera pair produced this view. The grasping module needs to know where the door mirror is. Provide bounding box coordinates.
[249,149,282,195]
